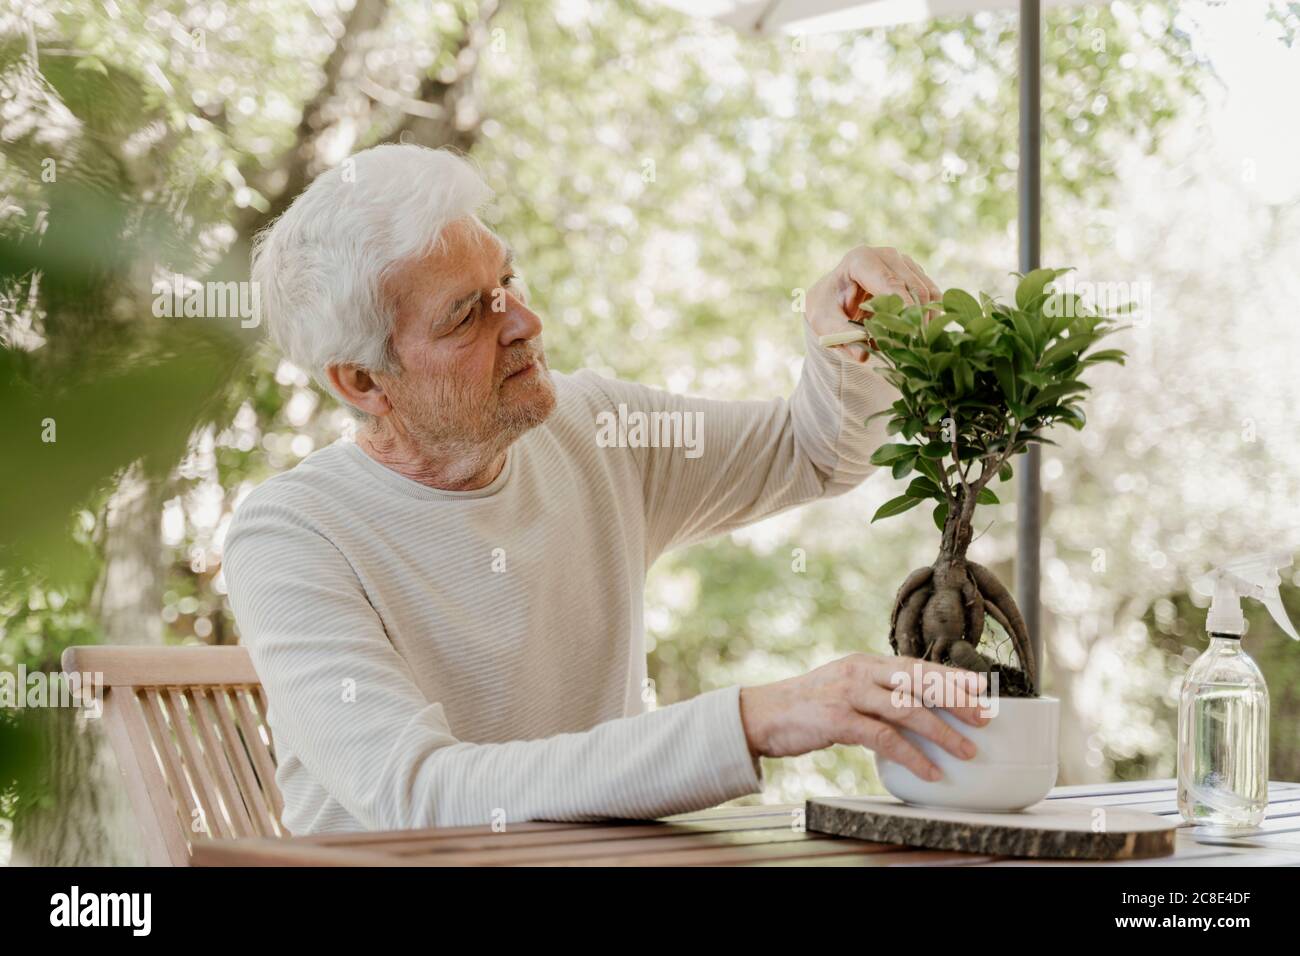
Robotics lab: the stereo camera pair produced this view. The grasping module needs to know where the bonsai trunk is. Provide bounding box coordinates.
[888,488,1038,697]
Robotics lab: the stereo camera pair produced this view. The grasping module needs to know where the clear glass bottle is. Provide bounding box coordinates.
[1176,633,1269,830]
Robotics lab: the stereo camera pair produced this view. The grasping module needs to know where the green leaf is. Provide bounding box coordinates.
[953,398,1001,412]
[915,456,943,486]
[906,476,942,500]
[1070,314,1106,336]
[998,461,1014,482]
[1080,348,1127,366]
[1019,371,1051,388]
[891,454,916,479]
[864,293,905,317]
[872,494,923,522]
[947,359,965,395]
[977,486,1000,505]
[929,352,956,374]
[919,440,949,459]
[1029,381,1089,409]
[942,288,982,322]
[1041,333,1095,368]
[1044,300,1079,338]
[993,358,1017,402]
[925,404,946,425]
[885,347,928,371]
[972,314,1000,339]
[870,442,917,466]
[1015,267,1067,310]
[1008,334,1037,368]
[932,501,949,531]
[923,311,946,345]
[871,315,917,337]
[1059,405,1087,429]
[1010,309,1036,351]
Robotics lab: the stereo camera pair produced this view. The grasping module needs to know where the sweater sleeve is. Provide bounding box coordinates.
[582,319,901,557]
[222,498,763,831]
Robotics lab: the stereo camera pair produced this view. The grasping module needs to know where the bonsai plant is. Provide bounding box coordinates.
[822,268,1127,699]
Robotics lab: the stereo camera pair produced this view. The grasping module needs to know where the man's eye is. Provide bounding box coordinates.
[502,273,518,288]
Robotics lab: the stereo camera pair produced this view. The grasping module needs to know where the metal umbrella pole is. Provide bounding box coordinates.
[1016,0,1043,682]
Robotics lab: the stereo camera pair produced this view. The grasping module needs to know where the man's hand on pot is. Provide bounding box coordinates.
[805,245,941,364]
[738,653,990,782]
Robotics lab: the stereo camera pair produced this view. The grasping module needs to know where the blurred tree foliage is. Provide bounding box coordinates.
[5,0,1297,857]
[0,33,246,851]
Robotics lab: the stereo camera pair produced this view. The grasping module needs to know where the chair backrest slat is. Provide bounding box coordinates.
[102,687,194,867]
[233,688,284,821]
[252,686,276,762]
[162,687,233,840]
[61,646,283,866]
[210,688,278,839]
[190,689,257,838]
[138,688,204,837]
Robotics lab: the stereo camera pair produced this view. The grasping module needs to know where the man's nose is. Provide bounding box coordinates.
[499,294,543,344]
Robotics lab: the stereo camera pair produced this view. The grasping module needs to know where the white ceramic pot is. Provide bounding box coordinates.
[877,695,1060,812]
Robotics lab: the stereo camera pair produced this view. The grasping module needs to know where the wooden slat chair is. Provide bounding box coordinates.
[61,645,285,866]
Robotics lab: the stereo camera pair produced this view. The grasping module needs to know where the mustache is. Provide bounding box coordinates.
[501,347,543,379]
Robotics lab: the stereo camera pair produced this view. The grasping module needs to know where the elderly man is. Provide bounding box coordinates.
[224,143,988,834]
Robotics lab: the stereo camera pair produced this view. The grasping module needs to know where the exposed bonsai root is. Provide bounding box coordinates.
[946,640,990,672]
[890,584,931,658]
[891,566,933,633]
[967,561,1036,692]
[920,584,966,662]
[981,600,1035,695]
[887,557,1039,698]
[983,597,1015,647]
[961,577,985,650]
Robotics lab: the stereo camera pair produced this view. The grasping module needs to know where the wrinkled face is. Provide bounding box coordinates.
[376,217,556,451]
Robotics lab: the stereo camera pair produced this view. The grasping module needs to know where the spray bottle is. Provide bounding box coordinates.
[1178,551,1299,829]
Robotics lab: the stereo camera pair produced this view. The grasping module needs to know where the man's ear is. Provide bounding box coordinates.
[326,364,392,418]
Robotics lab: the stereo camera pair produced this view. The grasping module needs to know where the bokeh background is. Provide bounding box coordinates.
[2,0,1299,864]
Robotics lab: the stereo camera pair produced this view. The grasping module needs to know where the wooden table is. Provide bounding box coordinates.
[191,778,1300,866]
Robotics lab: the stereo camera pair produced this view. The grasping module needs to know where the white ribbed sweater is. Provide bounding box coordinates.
[222,322,898,833]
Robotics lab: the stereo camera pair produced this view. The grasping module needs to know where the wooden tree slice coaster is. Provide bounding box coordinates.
[806,795,1177,860]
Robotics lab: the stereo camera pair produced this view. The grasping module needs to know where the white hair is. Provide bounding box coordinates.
[250,144,496,404]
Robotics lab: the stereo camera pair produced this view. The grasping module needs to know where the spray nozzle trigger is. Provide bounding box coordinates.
[1194,550,1300,641]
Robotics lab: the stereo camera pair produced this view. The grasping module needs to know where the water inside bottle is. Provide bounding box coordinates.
[1177,676,1268,830]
